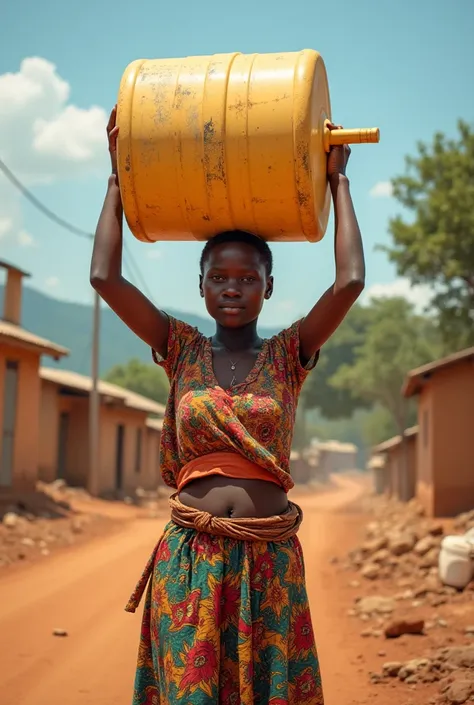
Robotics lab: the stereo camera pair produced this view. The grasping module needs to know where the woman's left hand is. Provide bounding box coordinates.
[326,122,351,178]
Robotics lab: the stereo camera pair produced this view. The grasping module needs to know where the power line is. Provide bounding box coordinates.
[0,158,93,240]
[0,156,152,297]
[123,239,155,301]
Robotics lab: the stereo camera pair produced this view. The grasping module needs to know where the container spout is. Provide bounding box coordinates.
[324,121,380,151]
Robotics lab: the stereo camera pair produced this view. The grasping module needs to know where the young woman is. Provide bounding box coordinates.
[91,106,365,705]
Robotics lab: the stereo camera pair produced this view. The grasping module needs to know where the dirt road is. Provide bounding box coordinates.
[0,476,368,705]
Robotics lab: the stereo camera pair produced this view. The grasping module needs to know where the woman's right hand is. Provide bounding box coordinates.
[107,106,119,177]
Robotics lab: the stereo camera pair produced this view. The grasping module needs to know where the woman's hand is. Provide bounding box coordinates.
[107,106,119,177]
[326,122,351,179]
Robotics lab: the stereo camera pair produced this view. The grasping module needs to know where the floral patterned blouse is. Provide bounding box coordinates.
[153,316,318,492]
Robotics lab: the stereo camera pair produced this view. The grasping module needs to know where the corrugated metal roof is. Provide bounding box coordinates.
[40,366,166,416]
[403,347,474,397]
[0,260,30,277]
[372,425,419,454]
[317,440,358,453]
[122,389,166,416]
[0,320,68,357]
[40,367,126,398]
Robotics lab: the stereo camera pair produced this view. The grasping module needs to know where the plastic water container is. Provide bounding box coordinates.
[116,50,379,244]
[464,527,474,545]
[438,535,474,589]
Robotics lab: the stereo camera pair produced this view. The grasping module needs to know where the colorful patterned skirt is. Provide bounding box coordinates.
[126,498,324,704]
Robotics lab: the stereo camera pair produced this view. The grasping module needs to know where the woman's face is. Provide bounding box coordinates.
[200,241,273,328]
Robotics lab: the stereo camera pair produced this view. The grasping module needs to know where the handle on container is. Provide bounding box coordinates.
[324,121,380,152]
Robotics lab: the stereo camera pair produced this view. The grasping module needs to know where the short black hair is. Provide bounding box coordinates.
[199,230,273,276]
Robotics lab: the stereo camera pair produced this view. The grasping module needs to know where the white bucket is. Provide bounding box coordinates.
[438,535,474,590]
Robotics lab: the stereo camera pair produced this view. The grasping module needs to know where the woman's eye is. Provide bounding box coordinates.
[242,277,255,283]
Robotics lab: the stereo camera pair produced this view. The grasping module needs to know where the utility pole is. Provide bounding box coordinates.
[88,289,100,496]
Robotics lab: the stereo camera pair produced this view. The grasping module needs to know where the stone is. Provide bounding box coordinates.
[383,661,403,677]
[20,537,35,547]
[362,536,388,555]
[428,522,444,537]
[431,595,448,608]
[385,619,425,639]
[420,547,440,569]
[464,626,474,636]
[372,548,391,564]
[397,578,415,588]
[395,589,414,601]
[2,512,18,528]
[361,628,382,638]
[414,535,438,556]
[454,510,474,531]
[71,518,83,534]
[398,658,431,680]
[440,646,474,669]
[357,596,395,616]
[413,583,433,598]
[445,679,474,704]
[53,628,68,637]
[389,532,417,556]
[361,563,381,580]
[50,479,67,491]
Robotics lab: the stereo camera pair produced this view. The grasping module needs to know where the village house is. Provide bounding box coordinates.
[367,453,388,496]
[0,261,68,491]
[317,440,358,476]
[371,425,419,502]
[403,348,474,517]
[39,367,165,497]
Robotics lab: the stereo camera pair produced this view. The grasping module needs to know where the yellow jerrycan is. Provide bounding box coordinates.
[116,49,379,243]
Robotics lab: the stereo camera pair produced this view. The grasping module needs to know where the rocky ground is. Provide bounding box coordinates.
[332,495,474,704]
[0,480,171,570]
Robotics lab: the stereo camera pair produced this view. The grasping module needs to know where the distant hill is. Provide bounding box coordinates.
[0,285,280,376]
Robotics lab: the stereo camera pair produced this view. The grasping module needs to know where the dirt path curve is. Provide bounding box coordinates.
[0,475,367,705]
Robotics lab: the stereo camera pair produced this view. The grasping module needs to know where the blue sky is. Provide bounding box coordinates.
[1,0,473,327]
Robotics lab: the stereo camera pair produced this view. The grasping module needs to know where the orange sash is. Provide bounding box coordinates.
[177,451,284,492]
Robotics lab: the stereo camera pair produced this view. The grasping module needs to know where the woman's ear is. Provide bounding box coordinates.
[199,274,204,298]
[265,276,274,300]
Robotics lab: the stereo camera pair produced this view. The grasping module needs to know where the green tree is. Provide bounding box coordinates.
[301,303,373,419]
[104,358,169,405]
[361,405,413,448]
[385,120,474,350]
[331,297,438,438]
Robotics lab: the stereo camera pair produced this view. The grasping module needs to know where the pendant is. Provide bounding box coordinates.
[231,364,236,370]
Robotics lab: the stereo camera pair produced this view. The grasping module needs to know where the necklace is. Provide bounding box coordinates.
[211,338,243,387]
[228,355,241,387]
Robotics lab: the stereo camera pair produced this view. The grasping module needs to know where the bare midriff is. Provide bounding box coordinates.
[177,452,289,519]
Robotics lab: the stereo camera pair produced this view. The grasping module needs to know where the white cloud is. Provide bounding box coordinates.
[362,277,434,312]
[0,217,13,238]
[0,57,109,248]
[146,249,162,260]
[369,181,393,198]
[45,276,59,288]
[17,230,35,247]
